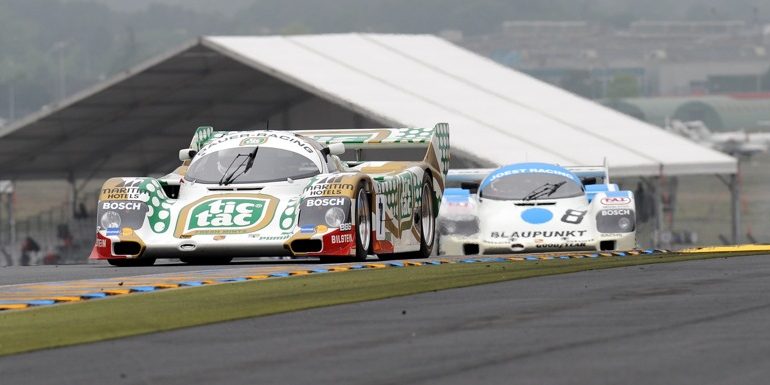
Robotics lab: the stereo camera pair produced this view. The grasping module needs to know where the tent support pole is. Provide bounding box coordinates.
[654,176,664,248]
[8,181,15,248]
[68,173,77,220]
[717,171,741,245]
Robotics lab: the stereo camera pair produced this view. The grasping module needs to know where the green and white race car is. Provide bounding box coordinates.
[90,124,450,266]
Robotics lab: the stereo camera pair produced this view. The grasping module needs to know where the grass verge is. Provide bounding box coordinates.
[0,251,761,356]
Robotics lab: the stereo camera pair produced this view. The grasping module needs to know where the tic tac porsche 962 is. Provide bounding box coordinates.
[90,124,449,266]
[437,162,636,255]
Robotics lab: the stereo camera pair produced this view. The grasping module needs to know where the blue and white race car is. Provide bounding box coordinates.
[437,162,636,255]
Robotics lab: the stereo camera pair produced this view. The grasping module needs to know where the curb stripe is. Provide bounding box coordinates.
[0,248,674,312]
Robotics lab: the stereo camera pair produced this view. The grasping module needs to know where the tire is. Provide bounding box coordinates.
[352,184,372,262]
[319,184,371,263]
[107,258,156,267]
[179,256,233,265]
[379,173,435,260]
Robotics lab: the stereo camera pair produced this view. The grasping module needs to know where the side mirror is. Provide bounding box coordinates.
[179,149,197,161]
[328,142,345,155]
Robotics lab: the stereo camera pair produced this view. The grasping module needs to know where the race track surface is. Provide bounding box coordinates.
[0,258,318,286]
[2,254,770,384]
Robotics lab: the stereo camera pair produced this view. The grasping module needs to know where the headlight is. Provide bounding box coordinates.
[618,217,632,231]
[324,207,346,228]
[101,211,121,229]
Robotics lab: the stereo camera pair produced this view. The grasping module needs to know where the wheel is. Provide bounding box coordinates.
[179,256,233,265]
[378,173,435,260]
[107,258,156,267]
[413,174,436,258]
[318,184,371,263]
[353,184,372,261]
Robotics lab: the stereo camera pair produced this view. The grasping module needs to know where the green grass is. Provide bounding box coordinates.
[0,251,762,356]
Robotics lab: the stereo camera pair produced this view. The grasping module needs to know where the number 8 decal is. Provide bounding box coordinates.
[561,209,586,224]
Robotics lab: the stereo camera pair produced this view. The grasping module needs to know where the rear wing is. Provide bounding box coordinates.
[295,123,450,177]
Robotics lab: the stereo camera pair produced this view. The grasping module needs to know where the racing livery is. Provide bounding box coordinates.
[90,124,450,266]
[437,162,635,255]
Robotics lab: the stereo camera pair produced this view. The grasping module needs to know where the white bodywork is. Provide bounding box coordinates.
[438,163,636,255]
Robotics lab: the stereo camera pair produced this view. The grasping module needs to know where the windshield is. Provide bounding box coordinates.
[185,147,321,184]
[481,173,583,200]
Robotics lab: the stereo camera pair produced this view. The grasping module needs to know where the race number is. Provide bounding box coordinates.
[561,209,586,224]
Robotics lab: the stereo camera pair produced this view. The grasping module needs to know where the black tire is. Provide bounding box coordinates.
[179,256,233,265]
[108,258,156,267]
[379,173,435,260]
[353,184,372,262]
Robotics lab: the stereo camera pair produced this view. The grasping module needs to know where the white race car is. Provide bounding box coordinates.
[437,162,636,255]
[90,124,450,266]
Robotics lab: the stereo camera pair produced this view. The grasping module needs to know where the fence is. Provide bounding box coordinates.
[0,192,98,266]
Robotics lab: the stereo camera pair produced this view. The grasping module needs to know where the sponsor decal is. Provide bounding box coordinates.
[248,232,292,241]
[601,197,631,205]
[213,235,226,241]
[101,201,144,211]
[239,137,267,146]
[106,227,120,236]
[174,194,278,237]
[601,233,624,238]
[491,230,588,239]
[339,223,352,231]
[300,225,315,233]
[601,209,631,216]
[331,233,354,244]
[482,163,580,188]
[535,243,587,249]
[96,238,108,248]
[252,132,314,153]
[198,132,314,156]
[305,183,355,197]
[305,197,346,207]
[101,185,142,200]
[189,200,264,229]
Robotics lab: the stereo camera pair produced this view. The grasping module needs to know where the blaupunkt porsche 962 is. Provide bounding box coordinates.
[437,162,636,255]
[90,124,450,266]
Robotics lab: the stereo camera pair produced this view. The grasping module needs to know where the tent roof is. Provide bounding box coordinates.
[0,34,736,180]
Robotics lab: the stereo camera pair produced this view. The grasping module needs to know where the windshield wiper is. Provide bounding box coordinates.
[521,181,566,201]
[220,146,259,186]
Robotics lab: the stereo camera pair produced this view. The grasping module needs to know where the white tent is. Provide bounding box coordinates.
[0,34,735,180]
[206,34,735,176]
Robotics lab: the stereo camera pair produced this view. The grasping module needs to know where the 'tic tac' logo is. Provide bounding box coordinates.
[188,199,266,230]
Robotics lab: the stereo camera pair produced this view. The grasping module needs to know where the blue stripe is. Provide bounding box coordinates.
[82,292,109,299]
[179,281,206,286]
[268,272,290,278]
[28,300,57,306]
[217,278,247,283]
[130,286,158,292]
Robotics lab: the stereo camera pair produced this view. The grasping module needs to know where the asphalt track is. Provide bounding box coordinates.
[2,254,770,384]
[0,258,320,286]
